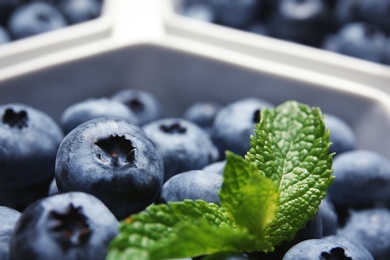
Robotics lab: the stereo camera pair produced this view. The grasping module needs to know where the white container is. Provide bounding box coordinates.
[0,0,116,70]
[0,38,390,160]
[161,0,390,95]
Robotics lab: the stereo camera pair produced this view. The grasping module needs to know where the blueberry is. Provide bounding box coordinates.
[157,170,223,205]
[0,26,11,45]
[143,118,219,182]
[7,2,68,40]
[213,0,261,29]
[0,103,64,211]
[267,0,330,46]
[58,0,103,25]
[55,117,164,220]
[183,101,223,132]
[110,89,162,126]
[322,22,387,63]
[327,150,390,208]
[9,191,119,260]
[323,235,374,259]
[318,197,339,236]
[337,207,390,259]
[211,97,274,158]
[202,160,226,176]
[283,235,374,259]
[359,0,390,34]
[179,1,216,23]
[333,0,361,27]
[60,97,140,135]
[247,23,271,36]
[324,113,356,156]
[0,206,21,260]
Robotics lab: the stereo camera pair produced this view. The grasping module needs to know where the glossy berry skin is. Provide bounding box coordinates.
[337,207,390,259]
[318,197,338,236]
[110,89,162,126]
[143,118,219,182]
[324,113,356,156]
[283,235,374,259]
[322,22,387,63]
[9,192,119,260]
[212,97,274,158]
[333,0,361,27]
[183,101,223,130]
[7,2,68,40]
[0,103,64,210]
[267,0,329,46]
[0,206,21,260]
[157,170,223,205]
[327,150,390,208]
[359,0,390,34]
[202,160,226,176]
[55,117,164,220]
[60,97,140,135]
[179,1,216,23]
[213,0,261,29]
[58,0,102,24]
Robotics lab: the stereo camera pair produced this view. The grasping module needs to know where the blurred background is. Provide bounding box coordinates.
[1,0,390,95]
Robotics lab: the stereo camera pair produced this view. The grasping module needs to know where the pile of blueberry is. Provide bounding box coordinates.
[0,0,103,45]
[178,0,390,66]
[1,88,390,259]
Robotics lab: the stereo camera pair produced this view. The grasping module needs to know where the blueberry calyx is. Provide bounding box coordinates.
[252,109,261,123]
[127,98,144,113]
[160,122,186,134]
[37,12,51,23]
[49,203,91,250]
[320,247,352,260]
[2,108,29,129]
[95,135,136,167]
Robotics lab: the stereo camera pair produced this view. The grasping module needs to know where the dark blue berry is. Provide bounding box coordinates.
[55,117,164,219]
[0,103,63,211]
[328,150,390,208]
[324,113,356,156]
[9,191,118,260]
[322,22,387,63]
[212,97,274,158]
[0,206,21,260]
[110,89,162,126]
[58,0,102,24]
[337,207,390,259]
[143,117,219,182]
[7,2,68,40]
[283,234,374,259]
[60,97,140,134]
[157,170,223,205]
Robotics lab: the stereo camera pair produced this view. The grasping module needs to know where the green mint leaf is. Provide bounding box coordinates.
[107,100,334,259]
[245,100,334,246]
[107,200,269,259]
[220,151,278,245]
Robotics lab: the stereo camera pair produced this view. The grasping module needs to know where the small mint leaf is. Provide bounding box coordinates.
[245,100,334,246]
[220,151,278,243]
[107,200,265,260]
